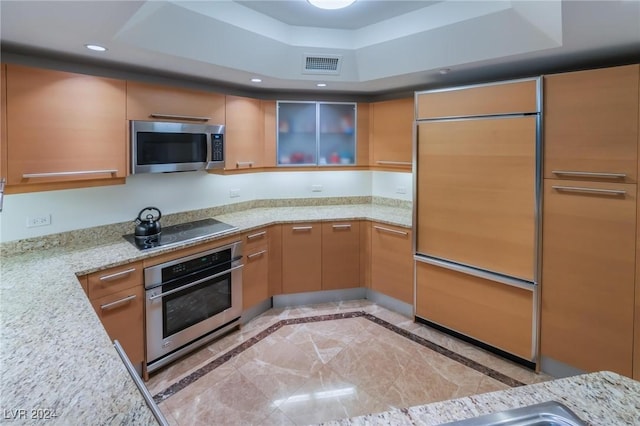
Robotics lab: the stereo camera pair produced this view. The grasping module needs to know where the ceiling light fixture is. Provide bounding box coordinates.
[439,68,451,75]
[251,78,262,83]
[316,83,327,87]
[307,0,356,10]
[85,44,107,52]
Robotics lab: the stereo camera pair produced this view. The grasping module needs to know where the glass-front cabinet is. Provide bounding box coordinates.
[277,101,356,166]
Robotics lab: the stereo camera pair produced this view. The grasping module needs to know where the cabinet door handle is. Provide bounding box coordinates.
[23,170,118,178]
[551,170,626,179]
[247,250,267,259]
[149,113,210,122]
[99,268,137,282]
[292,226,313,231]
[373,225,408,236]
[247,231,267,240]
[101,294,136,311]
[0,177,5,212]
[376,160,412,166]
[236,161,255,168]
[332,224,352,229]
[552,185,626,196]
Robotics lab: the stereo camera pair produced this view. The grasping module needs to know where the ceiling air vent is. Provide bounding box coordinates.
[302,54,342,75]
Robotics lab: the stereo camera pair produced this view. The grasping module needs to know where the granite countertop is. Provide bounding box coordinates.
[324,370,640,425]
[0,202,411,425]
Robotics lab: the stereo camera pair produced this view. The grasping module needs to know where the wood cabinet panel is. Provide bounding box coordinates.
[417,79,538,119]
[321,222,360,290]
[1,64,6,182]
[360,221,371,288]
[416,261,533,360]
[356,102,370,166]
[243,242,269,309]
[282,223,322,294]
[370,97,413,169]
[262,100,277,168]
[416,116,536,281]
[225,96,264,170]
[544,64,639,182]
[268,225,283,296]
[6,64,126,186]
[371,222,413,304]
[87,261,143,300]
[91,285,144,365]
[126,80,225,123]
[541,179,636,376]
[636,87,640,381]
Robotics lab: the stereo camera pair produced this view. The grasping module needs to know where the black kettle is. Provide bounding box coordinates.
[134,207,162,237]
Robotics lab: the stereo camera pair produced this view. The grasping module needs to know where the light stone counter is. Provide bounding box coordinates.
[324,370,640,425]
[0,202,411,425]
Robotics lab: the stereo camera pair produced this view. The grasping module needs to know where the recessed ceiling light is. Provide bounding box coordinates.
[85,44,107,52]
[316,83,327,87]
[307,0,356,10]
[251,78,262,83]
[439,68,451,75]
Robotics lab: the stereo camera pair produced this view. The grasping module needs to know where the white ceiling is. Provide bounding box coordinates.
[1,0,639,96]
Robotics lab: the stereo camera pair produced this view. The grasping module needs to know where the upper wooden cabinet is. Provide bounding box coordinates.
[321,221,360,290]
[370,97,413,169]
[544,64,639,183]
[262,100,277,168]
[416,79,538,119]
[126,80,225,124]
[225,96,264,170]
[5,64,126,188]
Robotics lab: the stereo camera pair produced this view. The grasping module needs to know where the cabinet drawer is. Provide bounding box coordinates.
[87,262,142,300]
[244,228,269,251]
[417,79,538,119]
[416,261,534,360]
[91,285,144,365]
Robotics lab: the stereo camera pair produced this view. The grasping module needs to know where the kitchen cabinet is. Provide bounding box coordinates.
[416,116,537,281]
[321,221,360,290]
[86,262,144,367]
[415,261,534,361]
[242,228,270,309]
[277,102,356,166]
[225,96,264,170]
[268,224,283,296]
[5,64,126,191]
[636,92,640,381]
[126,80,225,124]
[544,64,639,183]
[1,64,6,185]
[262,100,277,168]
[370,97,413,170]
[281,222,322,294]
[541,179,636,377]
[370,222,413,304]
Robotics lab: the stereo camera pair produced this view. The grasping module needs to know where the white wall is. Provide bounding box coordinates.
[0,170,410,243]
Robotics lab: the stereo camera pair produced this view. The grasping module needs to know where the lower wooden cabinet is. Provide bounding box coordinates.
[282,223,322,294]
[415,261,534,360]
[541,179,636,376]
[243,228,270,309]
[85,262,144,366]
[322,221,360,290]
[370,222,413,304]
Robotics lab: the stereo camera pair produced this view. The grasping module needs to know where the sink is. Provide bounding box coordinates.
[442,401,586,426]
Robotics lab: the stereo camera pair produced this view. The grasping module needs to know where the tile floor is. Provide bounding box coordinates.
[147,300,552,426]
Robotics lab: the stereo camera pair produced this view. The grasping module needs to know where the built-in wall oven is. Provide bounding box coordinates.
[144,241,243,375]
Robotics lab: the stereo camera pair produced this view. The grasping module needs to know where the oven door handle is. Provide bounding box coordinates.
[148,264,244,301]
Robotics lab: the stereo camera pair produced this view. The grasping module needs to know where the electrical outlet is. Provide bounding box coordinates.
[26,214,51,228]
[311,184,323,192]
[229,189,240,198]
[396,186,407,194]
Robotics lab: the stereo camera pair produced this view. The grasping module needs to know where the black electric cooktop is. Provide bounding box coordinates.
[123,218,238,250]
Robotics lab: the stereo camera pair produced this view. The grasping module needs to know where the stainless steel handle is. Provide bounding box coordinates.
[113,340,169,426]
[247,231,267,240]
[552,170,626,179]
[149,113,210,122]
[149,264,244,300]
[376,160,412,166]
[236,161,255,168]
[247,250,267,259]
[101,295,136,311]
[99,268,137,282]
[292,226,313,231]
[332,224,352,229]
[373,225,409,236]
[552,185,626,196]
[22,170,118,178]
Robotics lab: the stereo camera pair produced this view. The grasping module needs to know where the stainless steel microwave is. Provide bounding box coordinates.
[130,121,225,174]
